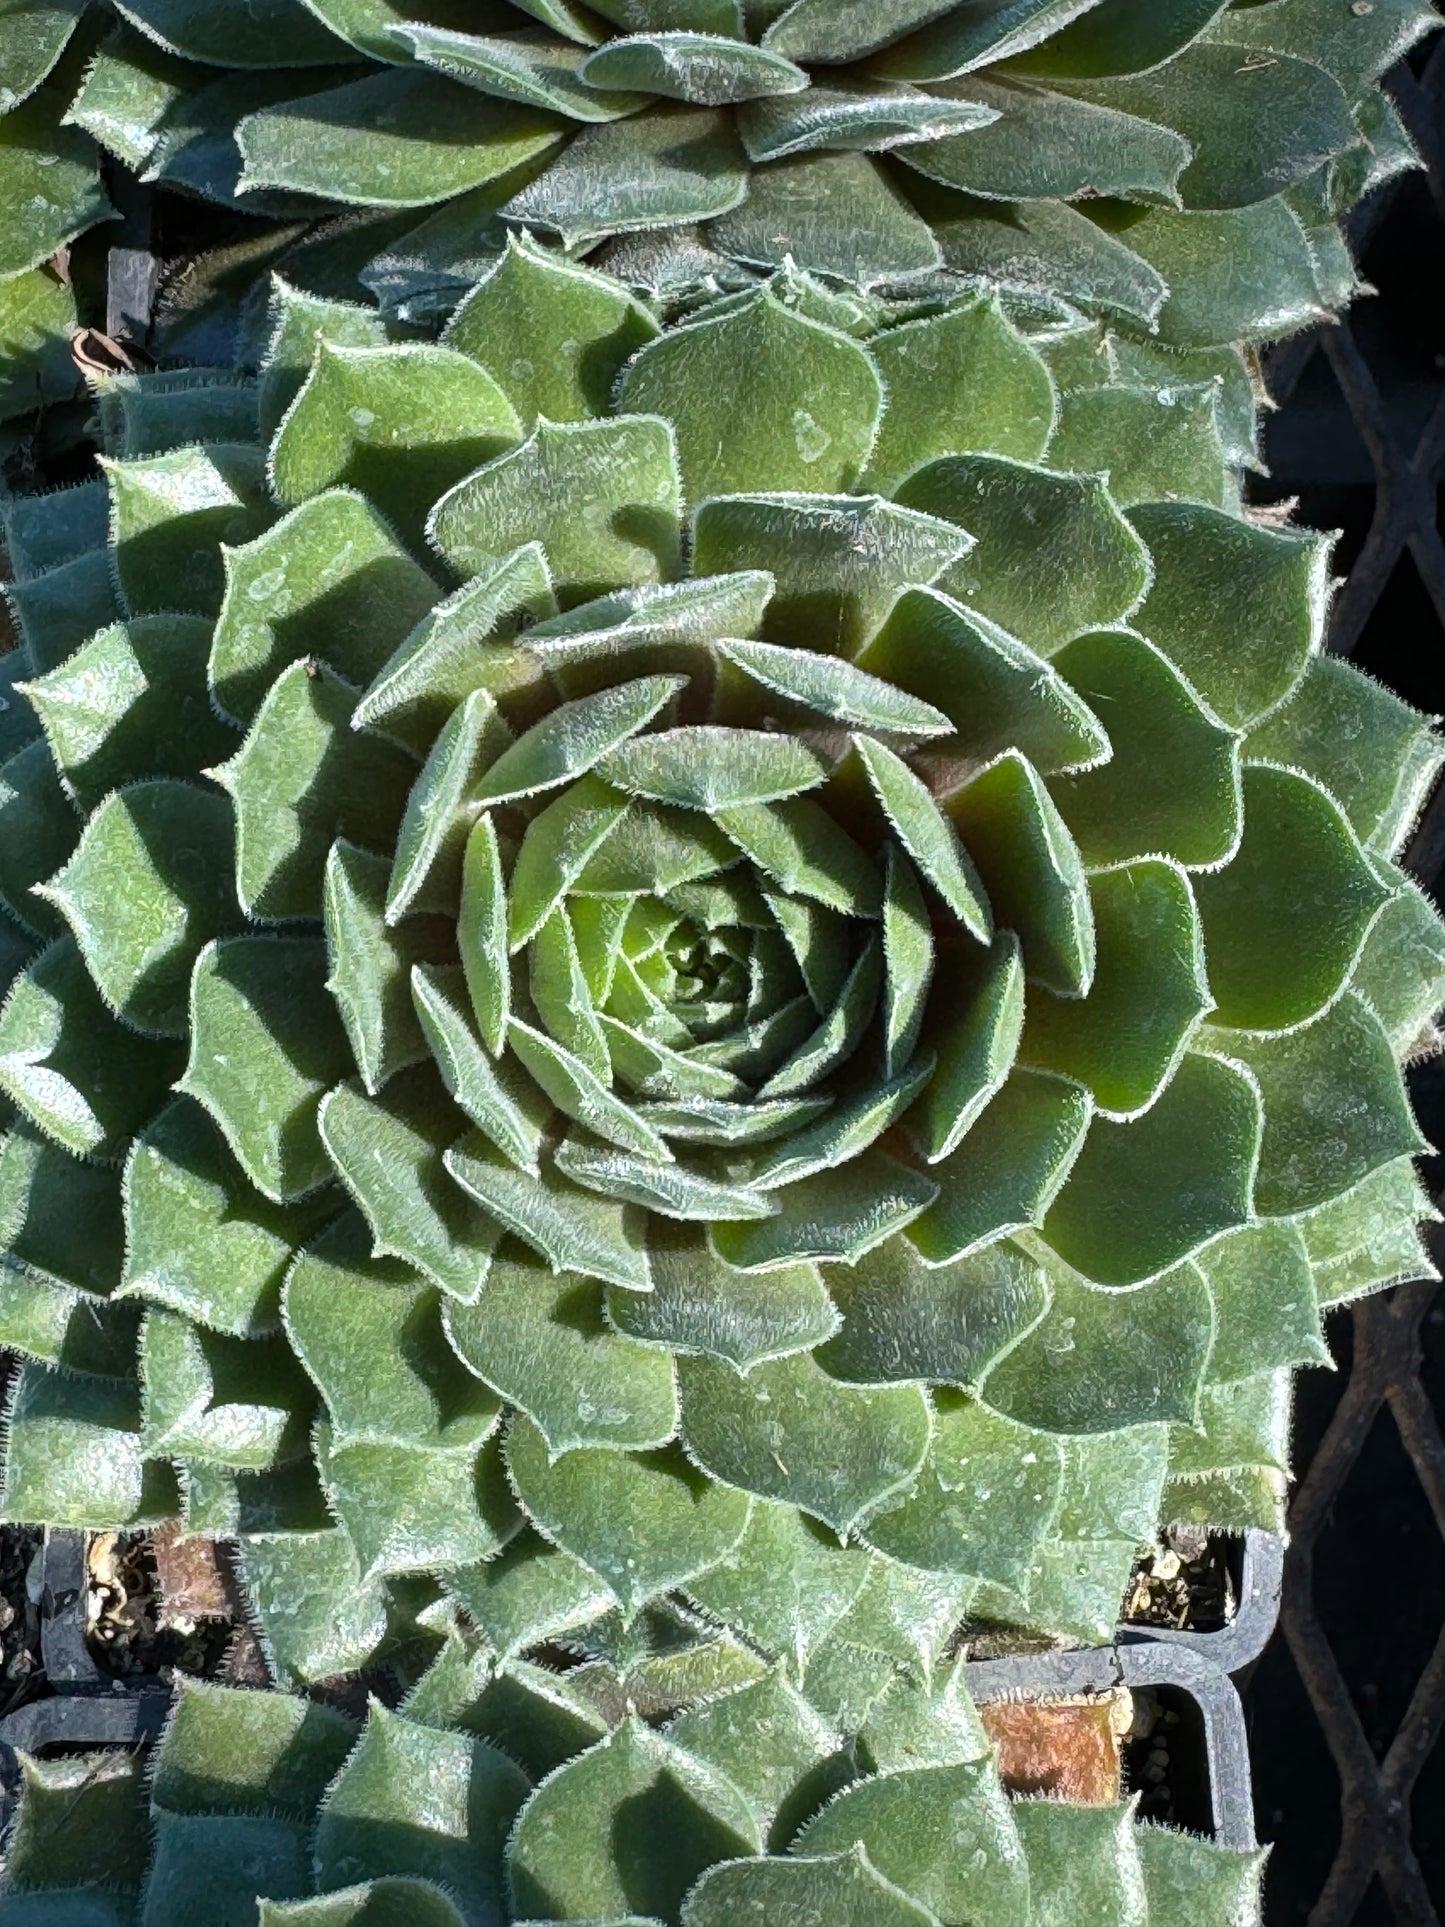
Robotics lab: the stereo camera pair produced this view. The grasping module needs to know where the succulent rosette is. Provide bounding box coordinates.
[1,244,1441,1687]
[1,0,1438,388]
[1,1670,1267,1927]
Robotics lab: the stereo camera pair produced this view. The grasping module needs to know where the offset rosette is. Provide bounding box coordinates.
[1,245,1441,1688]
[12,0,1436,366]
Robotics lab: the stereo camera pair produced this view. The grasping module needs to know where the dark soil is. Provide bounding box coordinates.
[1124,1527,1236,1635]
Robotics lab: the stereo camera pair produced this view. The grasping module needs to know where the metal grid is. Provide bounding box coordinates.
[1244,30,1445,1925]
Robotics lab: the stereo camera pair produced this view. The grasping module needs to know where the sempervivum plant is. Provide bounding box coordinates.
[0,1669,1266,1926]
[4,0,1438,356]
[1,246,1443,1688]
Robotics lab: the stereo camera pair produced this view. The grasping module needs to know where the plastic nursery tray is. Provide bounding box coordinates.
[965,1638,1257,1851]
[0,1530,169,1819]
[1121,1529,1285,1676]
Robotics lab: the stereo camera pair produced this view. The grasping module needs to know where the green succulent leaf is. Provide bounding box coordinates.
[1194,763,1390,1030]
[43,781,242,1037]
[182,935,352,1202]
[1217,992,1425,1218]
[506,1417,753,1617]
[272,342,522,545]
[106,444,274,620]
[619,288,882,500]
[284,1209,499,1447]
[212,489,440,726]
[1046,627,1241,870]
[121,1096,340,1337]
[239,68,566,207]
[677,1349,931,1536]
[1014,1799,1148,1927]
[316,1705,531,1918]
[1127,500,1330,729]
[509,1718,760,1924]
[445,1242,678,1452]
[431,414,683,599]
[795,1758,1029,1927]
[898,452,1149,653]
[980,1246,1214,1432]
[685,1846,941,1925]
[1040,1049,1260,1285]
[0,937,184,1157]
[21,616,241,813]
[689,492,972,655]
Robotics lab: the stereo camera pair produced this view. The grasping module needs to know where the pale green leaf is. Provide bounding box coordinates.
[863,1392,1063,1585]
[140,1310,313,1469]
[325,842,454,1093]
[445,1240,677,1452]
[474,674,684,805]
[508,1719,760,1923]
[121,1096,339,1337]
[1041,1049,1259,1283]
[898,452,1149,654]
[0,936,182,1158]
[501,102,747,246]
[315,1706,530,1920]
[820,1234,1050,1388]
[601,725,829,811]
[618,288,882,500]
[981,1247,1214,1431]
[211,489,439,726]
[794,1758,1029,1927]
[1217,992,1425,1218]
[216,659,417,924]
[908,1068,1092,1265]
[1135,1825,1265,1926]
[284,1207,499,1446]
[317,1072,502,1302]
[0,1116,123,1294]
[582,31,806,102]
[717,796,880,918]
[44,780,241,1037]
[608,1222,838,1368]
[238,1525,389,1686]
[1245,651,1444,855]
[1021,859,1211,1116]
[271,343,521,545]
[1354,881,1445,1057]
[713,1149,937,1269]
[446,1526,617,1658]
[411,964,549,1169]
[106,444,272,620]
[1298,1157,1437,1308]
[1046,378,1229,509]
[948,752,1093,995]
[430,415,683,602]
[677,1349,931,1536]
[446,1132,651,1290]
[506,1418,752,1616]
[259,274,389,444]
[689,490,970,656]
[708,149,942,285]
[21,615,239,813]
[317,1424,519,1579]
[1,1364,177,1529]
[1128,500,1330,728]
[857,588,1109,780]
[1014,1800,1148,1927]
[901,75,1190,206]
[865,292,1056,494]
